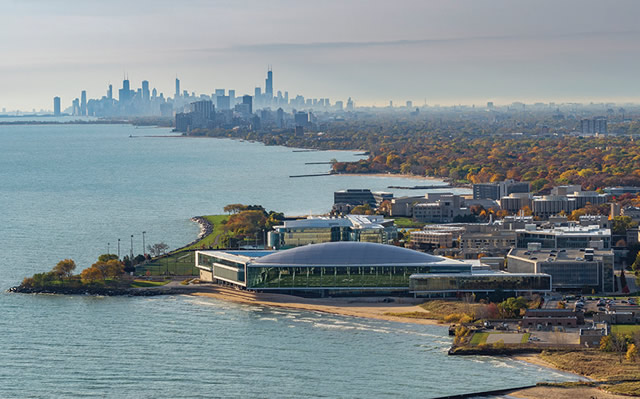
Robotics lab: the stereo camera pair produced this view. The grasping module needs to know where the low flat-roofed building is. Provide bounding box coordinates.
[413,194,470,223]
[409,270,551,297]
[507,247,615,292]
[516,225,611,249]
[520,309,584,329]
[333,189,392,208]
[196,241,471,295]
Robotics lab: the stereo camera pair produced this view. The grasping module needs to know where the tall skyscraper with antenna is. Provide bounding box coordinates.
[265,67,273,98]
[175,77,180,98]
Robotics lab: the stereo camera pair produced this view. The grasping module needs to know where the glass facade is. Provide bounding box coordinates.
[539,262,599,289]
[409,274,551,292]
[198,253,246,284]
[246,265,470,289]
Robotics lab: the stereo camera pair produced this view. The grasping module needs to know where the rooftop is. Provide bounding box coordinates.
[251,241,463,267]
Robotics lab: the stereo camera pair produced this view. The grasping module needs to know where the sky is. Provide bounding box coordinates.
[2,0,640,111]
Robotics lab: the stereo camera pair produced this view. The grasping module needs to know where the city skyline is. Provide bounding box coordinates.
[2,0,640,110]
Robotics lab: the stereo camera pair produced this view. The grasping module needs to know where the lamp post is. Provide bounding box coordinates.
[117,239,120,259]
[142,231,146,256]
[130,235,134,259]
[107,242,110,255]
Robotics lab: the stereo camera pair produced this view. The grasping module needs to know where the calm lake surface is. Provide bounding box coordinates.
[0,124,577,398]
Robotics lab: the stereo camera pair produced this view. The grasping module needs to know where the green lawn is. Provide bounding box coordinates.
[470,332,489,345]
[612,325,640,336]
[136,251,198,276]
[130,279,170,288]
[136,214,230,277]
[392,217,424,229]
[182,215,229,251]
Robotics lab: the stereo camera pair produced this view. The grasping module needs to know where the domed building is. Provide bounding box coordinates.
[196,241,470,295]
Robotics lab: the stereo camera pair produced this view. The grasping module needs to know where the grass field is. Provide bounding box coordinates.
[182,215,229,251]
[470,332,488,345]
[136,214,230,276]
[130,279,170,288]
[612,325,640,336]
[136,251,198,276]
[392,217,424,229]
[540,350,640,396]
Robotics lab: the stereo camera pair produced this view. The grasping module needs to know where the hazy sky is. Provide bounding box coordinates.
[2,0,640,110]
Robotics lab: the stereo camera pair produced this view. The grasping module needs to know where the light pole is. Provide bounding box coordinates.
[142,231,146,256]
[130,235,134,259]
[117,239,120,259]
[107,242,110,255]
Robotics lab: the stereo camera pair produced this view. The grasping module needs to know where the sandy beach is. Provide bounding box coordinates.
[190,285,441,326]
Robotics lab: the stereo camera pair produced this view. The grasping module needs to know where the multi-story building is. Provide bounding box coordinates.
[268,215,397,249]
[507,246,615,292]
[412,194,470,223]
[473,179,530,200]
[531,196,577,218]
[516,224,611,249]
[53,97,61,116]
[580,117,607,135]
[500,193,532,213]
[333,189,392,208]
[410,225,465,249]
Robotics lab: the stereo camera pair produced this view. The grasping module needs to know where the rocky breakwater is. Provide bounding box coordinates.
[8,283,205,297]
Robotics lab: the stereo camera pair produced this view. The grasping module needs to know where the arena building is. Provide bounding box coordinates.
[196,242,471,295]
[196,242,547,296]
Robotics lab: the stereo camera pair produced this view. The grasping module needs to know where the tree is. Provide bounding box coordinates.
[91,259,124,279]
[626,343,638,362]
[81,267,104,284]
[350,204,374,215]
[147,242,169,257]
[620,268,630,294]
[52,259,76,279]
[632,251,640,274]
[98,254,119,262]
[223,204,247,214]
[612,216,637,235]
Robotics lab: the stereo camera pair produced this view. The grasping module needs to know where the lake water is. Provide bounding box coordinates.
[0,124,577,398]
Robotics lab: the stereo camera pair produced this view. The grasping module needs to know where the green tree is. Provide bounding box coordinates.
[612,216,637,235]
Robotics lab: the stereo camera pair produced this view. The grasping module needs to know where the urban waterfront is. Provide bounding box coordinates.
[0,124,578,397]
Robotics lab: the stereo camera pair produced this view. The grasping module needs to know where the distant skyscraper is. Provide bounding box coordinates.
[53,97,61,116]
[406,100,413,108]
[242,95,253,114]
[142,80,150,101]
[72,98,80,116]
[119,79,131,103]
[107,84,113,100]
[152,88,157,98]
[80,90,87,116]
[175,78,180,98]
[254,87,261,98]
[276,107,284,128]
[228,89,235,105]
[265,67,273,97]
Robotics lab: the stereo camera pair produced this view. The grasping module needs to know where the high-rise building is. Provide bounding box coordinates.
[80,90,87,116]
[265,67,273,97]
[53,97,61,116]
[175,78,180,98]
[581,117,607,135]
[242,95,253,114]
[142,80,150,101]
[119,79,131,103]
[276,107,284,128]
[228,89,235,105]
[107,84,113,100]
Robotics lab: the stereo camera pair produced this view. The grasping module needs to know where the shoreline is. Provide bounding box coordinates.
[189,286,443,326]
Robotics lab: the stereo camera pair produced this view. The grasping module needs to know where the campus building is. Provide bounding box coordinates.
[515,224,611,249]
[267,215,397,249]
[409,270,551,297]
[196,242,471,295]
[507,246,615,292]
